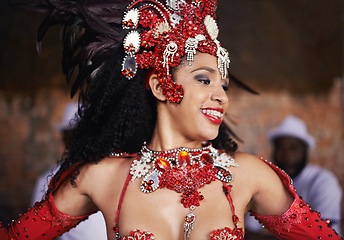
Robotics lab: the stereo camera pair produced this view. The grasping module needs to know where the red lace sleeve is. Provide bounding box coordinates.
[0,193,89,240]
[250,158,342,240]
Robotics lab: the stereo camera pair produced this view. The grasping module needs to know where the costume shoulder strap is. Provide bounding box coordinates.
[114,172,132,225]
[222,183,241,228]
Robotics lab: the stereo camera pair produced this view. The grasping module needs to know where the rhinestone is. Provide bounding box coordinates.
[155,157,171,171]
[178,150,190,166]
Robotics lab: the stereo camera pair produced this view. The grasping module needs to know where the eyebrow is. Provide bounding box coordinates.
[190,67,216,73]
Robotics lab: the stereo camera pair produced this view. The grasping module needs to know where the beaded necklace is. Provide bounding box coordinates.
[129,143,239,240]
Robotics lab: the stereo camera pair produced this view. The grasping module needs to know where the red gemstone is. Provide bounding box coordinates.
[201,153,213,164]
[148,180,154,185]
[232,215,239,223]
[178,151,190,166]
[155,157,171,171]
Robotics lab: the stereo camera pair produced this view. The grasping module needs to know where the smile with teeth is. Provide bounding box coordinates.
[201,108,224,125]
[201,109,223,118]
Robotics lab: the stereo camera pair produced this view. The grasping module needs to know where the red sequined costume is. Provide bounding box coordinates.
[0,158,341,240]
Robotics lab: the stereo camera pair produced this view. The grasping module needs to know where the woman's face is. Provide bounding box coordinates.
[161,52,229,143]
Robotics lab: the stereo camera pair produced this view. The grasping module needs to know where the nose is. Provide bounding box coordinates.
[211,85,228,104]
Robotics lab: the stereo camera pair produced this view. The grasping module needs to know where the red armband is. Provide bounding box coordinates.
[252,196,342,239]
[250,159,342,240]
[0,193,88,240]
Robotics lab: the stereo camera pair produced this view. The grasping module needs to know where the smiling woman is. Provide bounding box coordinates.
[0,0,342,240]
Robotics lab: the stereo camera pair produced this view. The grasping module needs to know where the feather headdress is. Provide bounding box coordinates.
[20,0,257,101]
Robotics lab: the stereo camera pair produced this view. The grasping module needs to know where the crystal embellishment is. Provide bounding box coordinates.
[213,152,238,169]
[122,8,140,29]
[204,15,219,40]
[185,34,206,65]
[123,31,141,54]
[141,170,160,193]
[130,159,151,181]
[122,30,141,79]
[163,42,178,74]
[215,39,230,79]
[130,143,238,200]
[184,206,196,240]
[166,0,179,11]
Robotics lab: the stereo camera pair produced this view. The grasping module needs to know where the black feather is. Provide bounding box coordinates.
[16,0,129,97]
[229,73,259,95]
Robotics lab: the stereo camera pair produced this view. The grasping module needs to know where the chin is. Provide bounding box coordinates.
[193,122,220,141]
[200,129,219,141]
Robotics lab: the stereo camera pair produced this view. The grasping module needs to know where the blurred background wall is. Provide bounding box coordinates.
[0,0,343,234]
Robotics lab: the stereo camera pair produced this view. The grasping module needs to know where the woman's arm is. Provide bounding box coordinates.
[249,158,342,239]
[0,193,90,240]
[0,164,97,240]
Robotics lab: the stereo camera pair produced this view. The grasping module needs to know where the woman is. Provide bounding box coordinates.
[1,0,341,239]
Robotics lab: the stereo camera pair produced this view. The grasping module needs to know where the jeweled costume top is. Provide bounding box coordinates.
[115,144,244,239]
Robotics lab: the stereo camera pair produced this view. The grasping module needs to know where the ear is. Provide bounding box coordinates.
[148,73,167,101]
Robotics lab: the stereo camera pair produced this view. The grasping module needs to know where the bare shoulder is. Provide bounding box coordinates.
[77,156,134,197]
[232,152,276,185]
[52,155,135,217]
[80,156,133,178]
[233,151,265,168]
[232,152,293,215]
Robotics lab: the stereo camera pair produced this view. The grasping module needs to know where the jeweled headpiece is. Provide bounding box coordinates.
[25,0,229,103]
[121,0,230,103]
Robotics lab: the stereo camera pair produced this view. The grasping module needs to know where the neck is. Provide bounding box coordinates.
[148,126,204,151]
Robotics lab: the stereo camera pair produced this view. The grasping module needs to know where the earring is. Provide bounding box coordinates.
[162,81,184,104]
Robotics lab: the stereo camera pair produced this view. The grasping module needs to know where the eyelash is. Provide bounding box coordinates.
[197,78,211,85]
[195,76,229,91]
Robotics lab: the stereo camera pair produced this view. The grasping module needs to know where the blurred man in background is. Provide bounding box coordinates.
[31,102,107,240]
[245,115,342,238]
